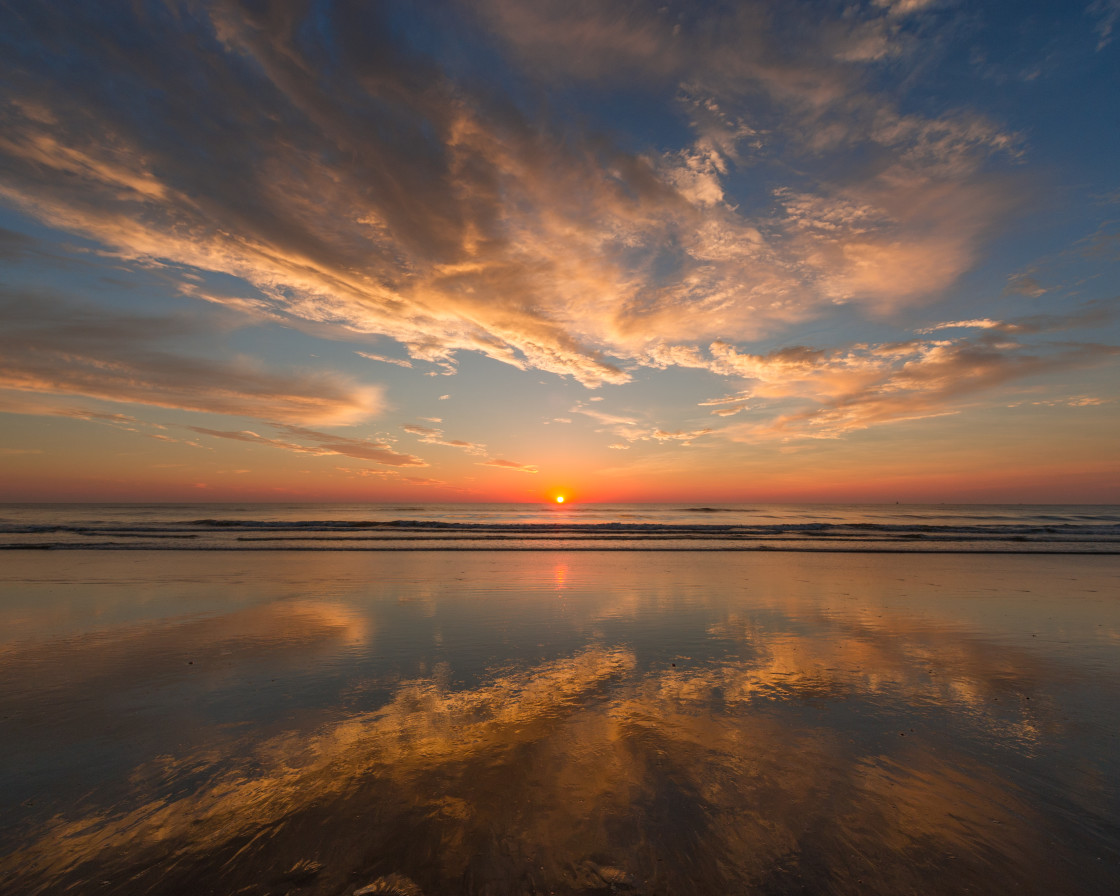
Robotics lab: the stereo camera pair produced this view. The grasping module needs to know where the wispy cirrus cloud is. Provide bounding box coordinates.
[0,292,383,425]
[402,422,540,474]
[916,319,1001,334]
[402,423,488,456]
[699,392,751,416]
[481,458,539,473]
[569,405,640,427]
[1004,273,1048,298]
[355,352,413,369]
[708,404,749,417]
[652,428,714,444]
[0,394,141,427]
[1089,0,1120,50]
[188,425,426,467]
[568,400,722,449]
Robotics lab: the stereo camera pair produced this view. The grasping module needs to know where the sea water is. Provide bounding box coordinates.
[2,502,1118,551]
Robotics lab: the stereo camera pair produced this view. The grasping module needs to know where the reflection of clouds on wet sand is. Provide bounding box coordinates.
[2,648,636,892]
[3,552,1118,894]
[700,611,1054,753]
[2,625,1100,895]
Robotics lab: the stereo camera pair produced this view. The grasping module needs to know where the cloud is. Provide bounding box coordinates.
[699,392,752,418]
[481,458,540,473]
[0,0,1027,392]
[1008,396,1111,409]
[710,319,1120,440]
[0,394,142,426]
[567,402,650,447]
[335,467,401,480]
[874,0,940,16]
[0,291,383,425]
[570,404,640,426]
[188,425,427,467]
[569,397,724,448]
[699,392,750,405]
[402,423,487,455]
[651,427,714,445]
[355,351,413,369]
[1089,0,1120,50]
[709,404,748,417]
[402,424,440,437]
[984,300,1117,335]
[336,467,476,493]
[915,319,1001,334]
[402,475,453,487]
[147,432,206,449]
[773,169,1016,313]
[471,0,688,83]
[1004,273,1047,297]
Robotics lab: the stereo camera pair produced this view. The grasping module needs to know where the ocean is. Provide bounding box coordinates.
[1,506,1119,894]
[2,502,1119,551]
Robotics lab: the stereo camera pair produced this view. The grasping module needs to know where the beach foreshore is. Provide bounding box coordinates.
[2,550,1118,895]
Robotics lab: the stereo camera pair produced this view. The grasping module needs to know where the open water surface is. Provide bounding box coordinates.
[2,502,1118,552]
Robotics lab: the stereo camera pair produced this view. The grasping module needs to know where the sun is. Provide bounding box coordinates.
[555,495,565,503]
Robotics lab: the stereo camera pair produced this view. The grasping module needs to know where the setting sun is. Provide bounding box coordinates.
[555,496,565,503]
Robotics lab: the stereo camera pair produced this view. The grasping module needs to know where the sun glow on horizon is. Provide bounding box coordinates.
[555,495,565,503]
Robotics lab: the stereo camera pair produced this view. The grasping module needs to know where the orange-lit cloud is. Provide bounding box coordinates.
[0,0,1028,396]
[481,458,540,473]
[651,427,714,444]
[355,351,413,369]
[712,326,1120,440]
[188,426,426,467]
[402,423,488,456]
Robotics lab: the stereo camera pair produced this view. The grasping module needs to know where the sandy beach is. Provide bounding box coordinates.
[1,549,1118,894]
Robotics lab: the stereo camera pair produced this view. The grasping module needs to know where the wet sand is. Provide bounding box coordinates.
[1,550,1118,894]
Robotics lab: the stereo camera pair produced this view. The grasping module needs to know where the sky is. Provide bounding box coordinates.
[0,0,1118,504]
